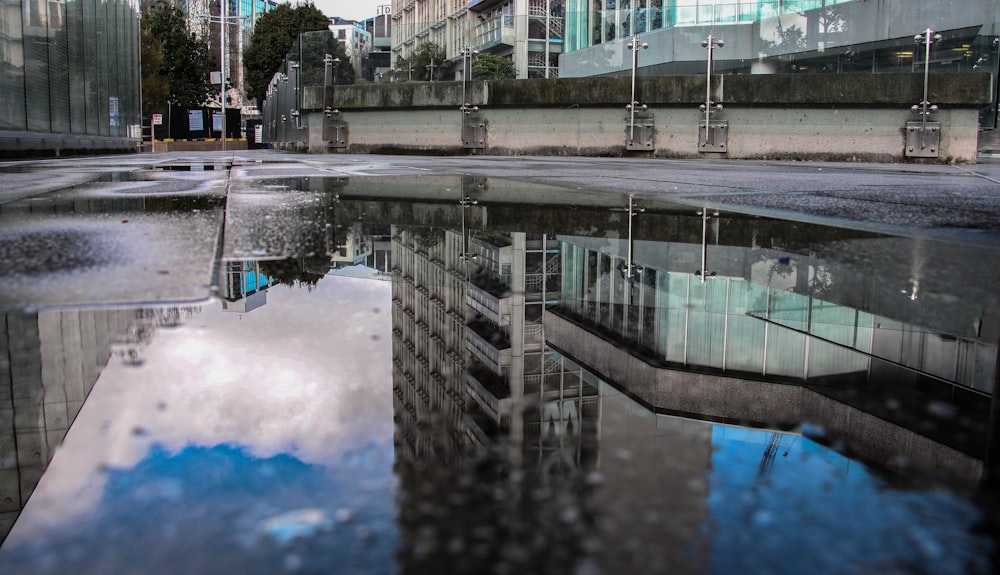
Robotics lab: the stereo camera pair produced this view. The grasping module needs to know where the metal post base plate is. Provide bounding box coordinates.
[905,121,940,158]
[626,112,654,150]
[698,120,728,153]
[462,115,487,149]
[324,121,348,148]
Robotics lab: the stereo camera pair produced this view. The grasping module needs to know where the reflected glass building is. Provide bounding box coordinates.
[0,0,141,155]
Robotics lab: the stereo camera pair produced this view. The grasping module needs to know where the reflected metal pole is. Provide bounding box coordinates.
[620,195,644,280]
[695,208,719,282]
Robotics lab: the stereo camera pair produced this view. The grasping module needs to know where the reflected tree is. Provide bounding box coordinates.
[257,256,329,289]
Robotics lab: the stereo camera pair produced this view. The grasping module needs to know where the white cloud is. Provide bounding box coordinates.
[4,276,394,543]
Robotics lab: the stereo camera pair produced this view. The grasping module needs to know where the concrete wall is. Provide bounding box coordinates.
[275,73,992,162]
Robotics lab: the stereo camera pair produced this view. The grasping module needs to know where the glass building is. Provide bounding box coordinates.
[0,0,142,155]
[559,0,1000,127]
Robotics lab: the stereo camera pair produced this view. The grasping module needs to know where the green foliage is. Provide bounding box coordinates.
[142,1,215,108]
[396,42,451,81]
[244,3,332,105]
[297,31,354,87]
[140,24,169,117]
[472,53,516,81]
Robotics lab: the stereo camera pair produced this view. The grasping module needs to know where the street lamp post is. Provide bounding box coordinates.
[459,45,478,114]
[200,3,249,152]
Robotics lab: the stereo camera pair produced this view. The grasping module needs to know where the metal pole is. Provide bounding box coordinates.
[626,195,634,277]
[626,35,646,146]
[700,208,708,283]
[704,35,713,142]
[221,0,226,151]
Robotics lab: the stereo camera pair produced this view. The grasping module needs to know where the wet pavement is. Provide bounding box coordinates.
[1,151,999,574]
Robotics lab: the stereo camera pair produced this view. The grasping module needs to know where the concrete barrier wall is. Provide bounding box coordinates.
[276,73,992,162]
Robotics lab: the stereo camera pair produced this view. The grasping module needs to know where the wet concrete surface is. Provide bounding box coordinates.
[2,151,1000,574]
[1,150,998,307]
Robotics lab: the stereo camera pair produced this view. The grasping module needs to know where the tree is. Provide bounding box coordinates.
[472,53,516,80]
[142,1,215,108]
[406,42,450,81]
[244,3,331,105]
[140,23,168,118]
[298,30,354,87]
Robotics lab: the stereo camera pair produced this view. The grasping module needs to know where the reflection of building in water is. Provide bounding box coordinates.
[221,260,274,313]
[0,307,193,543]
[329,222,375,269]
[551,223,994,478]
[557,232,996,394]
[390,222,605,572]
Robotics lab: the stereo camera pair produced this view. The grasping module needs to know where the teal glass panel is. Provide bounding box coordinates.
[764,290,807,378]
[664,307,686,363]
[725,279,766,374]
[725,314,765,373]
[809,300,857,348]
[807,337,869,379]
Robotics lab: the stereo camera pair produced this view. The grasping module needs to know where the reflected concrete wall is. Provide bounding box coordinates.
[543,311,985,483]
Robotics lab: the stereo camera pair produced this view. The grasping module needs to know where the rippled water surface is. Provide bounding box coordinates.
[1,159,998,574]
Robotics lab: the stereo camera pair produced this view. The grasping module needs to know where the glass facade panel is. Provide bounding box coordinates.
[560,0,998,127]
[0,0,26,130]
[0,0,140,151]
[555,239,992,395]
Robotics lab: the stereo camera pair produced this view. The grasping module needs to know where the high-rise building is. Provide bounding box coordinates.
[181,0,278,113]
[329,17,374,77]
[391,0,565,79]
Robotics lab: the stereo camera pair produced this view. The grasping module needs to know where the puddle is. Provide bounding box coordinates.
[0,170,998,574]
[151,164,229,172]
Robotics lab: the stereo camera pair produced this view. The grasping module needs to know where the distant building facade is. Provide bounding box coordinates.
[363,4,393,81]
[183,0,279,114]
[0,0,142,155]
[391,0,565,79]
[330,16,373,77]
